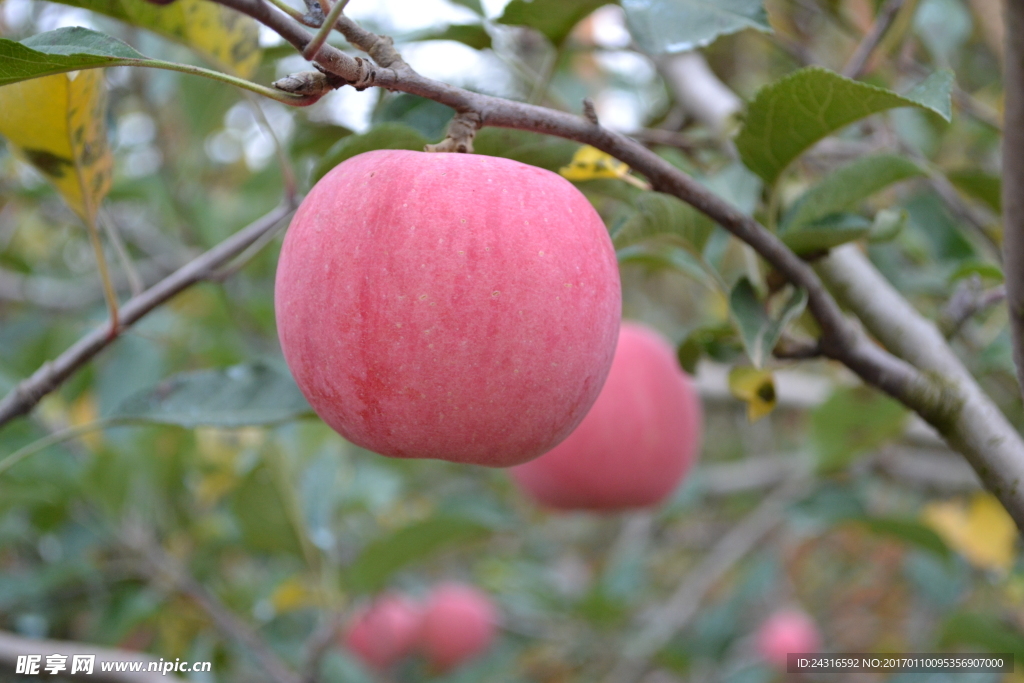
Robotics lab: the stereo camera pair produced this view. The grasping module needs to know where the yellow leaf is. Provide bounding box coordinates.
[270,576,316,613]
[53,0,262,77]
[69,393,103,450]
[922,493,1017,573]
[728,366,776,421]
[0,71,112,224]
[559,145,631,181]
[196,470,238,507]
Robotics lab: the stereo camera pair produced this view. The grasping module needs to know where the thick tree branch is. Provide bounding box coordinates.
[817,246,1024,521]
[1003,0,1024,404]
[656,50,1024,529]
[0,201,295,427]
[0,629,173,683]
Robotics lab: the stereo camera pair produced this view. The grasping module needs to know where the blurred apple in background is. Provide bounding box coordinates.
[510,321,703,511]
[343,593,423,670]
[755,608,822,669]
[419,582,499,672]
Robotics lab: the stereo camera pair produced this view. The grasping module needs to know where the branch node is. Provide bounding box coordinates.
[425,111,482,154]
[303,0,325,26]
[582,97,599,125]
[368,34,401,69]
[272,70,343,98]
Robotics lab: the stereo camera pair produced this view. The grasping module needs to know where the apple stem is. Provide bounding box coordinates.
[425,111,482,154]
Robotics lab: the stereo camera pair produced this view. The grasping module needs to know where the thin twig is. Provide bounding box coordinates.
[99,209,144,297]
[301,612,345,683]
[0,201,296,427]
[126,531,302,683]
[302,0,348,60]
[245,95,298,204]
[939,275,1006,337]
[83,212,121,334]
[842,0,904,79]
[605,476,811,683]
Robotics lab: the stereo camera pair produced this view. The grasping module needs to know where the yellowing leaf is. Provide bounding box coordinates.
[0,71,112,223]
[560,145,631,181]
[70,393,103,450]
[50,0,262,77]
[922,494,1017,573]
[270,576,317,613]
[728,366,776,421]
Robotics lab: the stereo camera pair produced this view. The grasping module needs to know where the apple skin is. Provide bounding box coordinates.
[755,608,822,669]
[419,583,499,672]
[509,322,702,511]
[343,594,423,670]
[275,149,621,467]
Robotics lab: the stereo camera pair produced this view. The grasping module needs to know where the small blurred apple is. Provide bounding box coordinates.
[342,594,422,670]
[755,608,822,669]
[418,583,499,672]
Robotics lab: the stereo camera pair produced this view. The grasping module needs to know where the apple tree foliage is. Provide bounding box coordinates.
[0,0,1022,681]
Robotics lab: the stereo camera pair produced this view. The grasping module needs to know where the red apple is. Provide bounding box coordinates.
[275,149,621,467]
[509,322,702,511]
[755,608,821,669]
[342,594,422,670]
[419,583,498,672]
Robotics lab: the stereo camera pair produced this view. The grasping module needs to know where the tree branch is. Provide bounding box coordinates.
[606,476,811,683]
[652,50,1024,530]
[127,533,302,683]
[842,0,905,78]
[0,201,296,428]
[1002,0,1024,406]
[0,629,173,683]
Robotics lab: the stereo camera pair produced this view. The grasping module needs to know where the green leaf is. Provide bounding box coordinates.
[780,213,873,254]
[868,207,908,242]
[848,516,953,559]
[947,168,1001,213]
[939,612,1024,662]
[0,28,145,87]
[113,362,313,428]
[699,161,763,215]
[782,155,925,230]
[949,260,1004,284]
[622,0,771,54]
[729,278,807,367]
[448,0,485,14]
[616,244,709,282]
[231,464,303,556]
[417,23,492,50]
[496,0,612,46]
[612,191,715,254]
[472,127,580,172]
[345,516,494,594]
[735,67,953,184]
[312,123,427,183]
[811,386,908,472]
[372,94,455,142]
[48,0,262,77]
